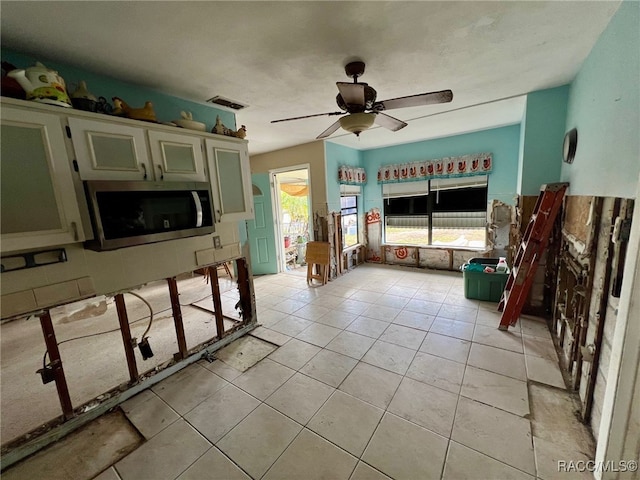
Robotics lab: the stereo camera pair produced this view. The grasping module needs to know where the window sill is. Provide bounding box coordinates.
[342,243,363,254]
[383,243,489,252]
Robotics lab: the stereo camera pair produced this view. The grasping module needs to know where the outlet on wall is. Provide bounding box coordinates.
[213,236,222,249]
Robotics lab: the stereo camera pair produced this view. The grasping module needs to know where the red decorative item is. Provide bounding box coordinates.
[377,153,492,184]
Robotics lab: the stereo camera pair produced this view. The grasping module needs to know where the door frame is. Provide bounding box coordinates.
[269,163,313,273]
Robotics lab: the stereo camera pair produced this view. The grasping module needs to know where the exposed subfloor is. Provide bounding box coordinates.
[3,264,595,479]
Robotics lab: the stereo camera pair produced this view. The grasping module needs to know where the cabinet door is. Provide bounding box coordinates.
[205,138,253,222]
[1,107,85,251]
[148,130,206,182]
[68,117,150,181]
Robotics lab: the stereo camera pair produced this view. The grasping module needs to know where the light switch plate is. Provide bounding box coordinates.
[213,236,222,249]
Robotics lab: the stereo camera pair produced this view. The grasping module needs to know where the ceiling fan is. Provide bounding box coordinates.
[271,61,453,139]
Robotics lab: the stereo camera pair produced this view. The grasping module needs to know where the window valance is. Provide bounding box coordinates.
[338,165,367,185]
[377,152,492,184]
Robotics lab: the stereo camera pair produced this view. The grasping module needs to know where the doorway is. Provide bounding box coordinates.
[247,174,278,275]
[271,166,312,273]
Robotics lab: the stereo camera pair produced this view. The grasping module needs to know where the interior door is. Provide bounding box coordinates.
[247,173,277,275]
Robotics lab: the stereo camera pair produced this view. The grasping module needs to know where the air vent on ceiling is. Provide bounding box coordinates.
[206,96,248,111]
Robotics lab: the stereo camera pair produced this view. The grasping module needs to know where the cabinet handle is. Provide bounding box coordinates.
[141,163,147,180]
[70,222,79,241]
[192,192,203,227]
[157,164,164,180]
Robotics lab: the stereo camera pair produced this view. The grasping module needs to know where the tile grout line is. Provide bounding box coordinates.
[237,267,532,478]
[435,304,478,479]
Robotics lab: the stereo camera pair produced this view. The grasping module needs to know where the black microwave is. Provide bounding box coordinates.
[84,180,215,251]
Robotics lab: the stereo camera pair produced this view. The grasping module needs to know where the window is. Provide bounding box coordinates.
[341,195,358,248]
[383,176,488,248]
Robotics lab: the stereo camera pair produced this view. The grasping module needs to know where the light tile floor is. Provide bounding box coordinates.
[97,264,589,480]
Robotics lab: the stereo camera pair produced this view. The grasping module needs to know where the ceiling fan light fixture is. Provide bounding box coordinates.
[339,112,375,136]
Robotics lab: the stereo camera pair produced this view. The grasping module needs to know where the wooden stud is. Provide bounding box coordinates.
[114,294,139,383]
[167,277,188,360]
[583,198,619,421]
[1,322,257,472]
[38,310,74,420]
[235,257,253,324]
[208,266,226,339]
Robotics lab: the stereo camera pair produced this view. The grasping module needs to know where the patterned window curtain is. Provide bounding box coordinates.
[377,153,492,184]
[338,165,367,185]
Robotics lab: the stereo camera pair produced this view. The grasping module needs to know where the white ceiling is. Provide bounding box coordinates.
[1,1,620,155]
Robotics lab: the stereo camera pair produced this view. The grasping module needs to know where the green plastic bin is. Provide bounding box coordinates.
[463,269,509,302]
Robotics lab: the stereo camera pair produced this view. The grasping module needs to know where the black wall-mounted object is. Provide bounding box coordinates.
[138,338,154,360]
[1,248,67,273]
[37,364,56,384]
[563,128,578,163]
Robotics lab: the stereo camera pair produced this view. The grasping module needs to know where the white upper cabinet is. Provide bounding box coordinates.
[68,117,150,181]
[68,117,206,182]
[1,106,86,252]
[147,130,206,182]
[205,137,253,222]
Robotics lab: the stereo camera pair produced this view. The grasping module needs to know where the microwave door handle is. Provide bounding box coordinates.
[191,191,203,227]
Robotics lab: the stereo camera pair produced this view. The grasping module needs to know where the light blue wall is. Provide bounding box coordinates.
[2,48,236,131]
[360,125,521,212]
[324,142,363,212]
[518,86,569,195]
[562,1,639,198]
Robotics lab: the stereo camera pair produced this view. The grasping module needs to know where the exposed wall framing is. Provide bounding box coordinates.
[312,211,365,282]
[553,196,600,391]
[0,257,257,470]
[552,196,635,439]
[487,200,514,261]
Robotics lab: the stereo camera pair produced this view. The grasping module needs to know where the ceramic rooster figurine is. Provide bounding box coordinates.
[234,125,247,139]
[112,97,157,122]
[212,115,247,138]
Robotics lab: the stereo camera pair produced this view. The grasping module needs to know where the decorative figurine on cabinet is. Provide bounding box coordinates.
[234,125,247,139]
[212,115,247,138]
[213,115,226,135]
[111,97,157,122]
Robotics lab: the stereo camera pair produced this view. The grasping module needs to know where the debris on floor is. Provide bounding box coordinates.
[2,410,142,480]
[529,382,596,477]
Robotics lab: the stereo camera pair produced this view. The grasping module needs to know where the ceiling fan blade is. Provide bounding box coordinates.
[374,113,408,132]
[337,82,365,106]
[271,111,343,123]
[375,89,453,111]
[316,119,342,139]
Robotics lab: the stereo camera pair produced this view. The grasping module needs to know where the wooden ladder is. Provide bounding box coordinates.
[498,183,569,330]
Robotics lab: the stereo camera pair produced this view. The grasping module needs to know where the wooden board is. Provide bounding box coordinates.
[564,196,593,244]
